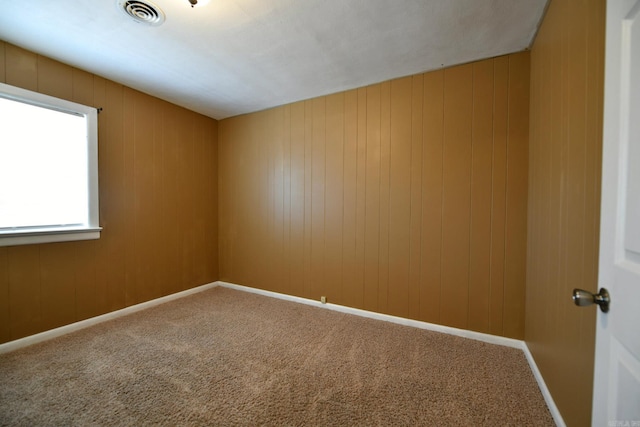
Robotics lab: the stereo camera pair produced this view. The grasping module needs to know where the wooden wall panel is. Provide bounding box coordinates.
[441,64,473,329]
[289,102,306,298]
[0,41,219,344]
[0,247,8,343]
[387,77,412,318]
[469,60,494,334]
[354,88,367,309]
[364,84,381,312]
[504,52,530,339]
[5,44,37,91]
[420,71,444,324]
[7,246,41,339]
[408,75,423,320]
[270,107,285,295]
[0,41,5,83]
[526,0,605,424]
[342,90,359,308]
[325,94,344,304]
[489,57,509,336]
[310,98,326,300]
[377,81,391,314]
[39,243,77,329]
[219,52,529,338]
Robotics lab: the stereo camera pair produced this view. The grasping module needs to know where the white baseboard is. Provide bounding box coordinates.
[216,281,523,349]
[0,278,564,427]
[522,342,566,427]
[0,282,218,354]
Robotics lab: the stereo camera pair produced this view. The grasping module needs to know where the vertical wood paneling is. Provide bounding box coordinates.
[0,43,219,344]
[490,57,509,336]
[0,41,6,83]
[166,104,183,293]
[103,80,127,312]
[526,0,604,424]
[218,53,529,339]
[468,60,494,334]
[354,88,367,309]
[420,70,444,324]
[310,98,326,300]
[342,90,359,308]
[282,106,292,296]
[133,91,155,304]
[37,56,72,99]
[289,102,305,298]
[0,247,8,342]
[230,116,247,286]
[387,76,412,318]
[123,88,137,303]
[192,114,206,286]
[504,53,530,339]
[440,64,473,329]
[325,94,344,304]
[7,246,41,339]
[179,107,196,292]
[258,109,275,292]
[364,84,381,311]
[5,44,37,91]
[74,240,100,321]
[40,243,77,329]
[207,119,219,281]
[71,68,94,106]
[408,76,423,320]
[378,81,391,314]
[303,101,313,299]
[271,107,285,295]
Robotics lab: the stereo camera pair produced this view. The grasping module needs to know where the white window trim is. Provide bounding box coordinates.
[0,82,101,247]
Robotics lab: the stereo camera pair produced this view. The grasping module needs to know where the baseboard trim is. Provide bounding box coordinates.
[522,342,566,427]
[0,282,218,354]
[216,281,523,349]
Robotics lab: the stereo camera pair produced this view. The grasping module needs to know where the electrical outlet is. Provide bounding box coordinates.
[320,296,327,304]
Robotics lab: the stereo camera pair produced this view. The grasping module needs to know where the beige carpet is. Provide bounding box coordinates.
[0,287,554,426]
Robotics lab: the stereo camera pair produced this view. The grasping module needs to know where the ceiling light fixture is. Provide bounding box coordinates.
[186,0,210,8]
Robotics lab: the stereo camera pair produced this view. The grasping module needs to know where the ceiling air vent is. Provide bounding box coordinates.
[118,0,165,26]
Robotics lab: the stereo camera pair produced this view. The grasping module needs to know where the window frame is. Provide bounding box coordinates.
[0,82,101,247]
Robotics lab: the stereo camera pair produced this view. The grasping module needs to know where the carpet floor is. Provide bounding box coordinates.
[0,286,554,426]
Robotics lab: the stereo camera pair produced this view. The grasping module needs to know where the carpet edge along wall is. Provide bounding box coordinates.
[219,51,530,340]
[0,41,220,344]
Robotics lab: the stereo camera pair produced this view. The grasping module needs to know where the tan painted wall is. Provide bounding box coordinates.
[0,42,219,344]
[219,52,530,339]
[526,0,605,425]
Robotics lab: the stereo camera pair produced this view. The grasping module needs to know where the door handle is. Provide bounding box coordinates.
[572,288,610,313]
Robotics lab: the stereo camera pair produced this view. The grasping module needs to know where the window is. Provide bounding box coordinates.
[0,82,100,247]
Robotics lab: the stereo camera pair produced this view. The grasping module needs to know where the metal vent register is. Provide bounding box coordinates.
[118,0,165,26]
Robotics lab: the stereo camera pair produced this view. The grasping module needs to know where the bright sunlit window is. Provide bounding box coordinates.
[0,82,100,247]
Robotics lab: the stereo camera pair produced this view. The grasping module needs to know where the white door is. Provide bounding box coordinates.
[592,0,640,425]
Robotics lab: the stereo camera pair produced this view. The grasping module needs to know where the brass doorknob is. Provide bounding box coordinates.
[572,288,610,313]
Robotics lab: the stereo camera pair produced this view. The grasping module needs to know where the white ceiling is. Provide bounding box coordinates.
[0,0,547,120]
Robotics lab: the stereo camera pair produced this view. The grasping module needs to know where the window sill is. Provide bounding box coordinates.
[0,227,102,247]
